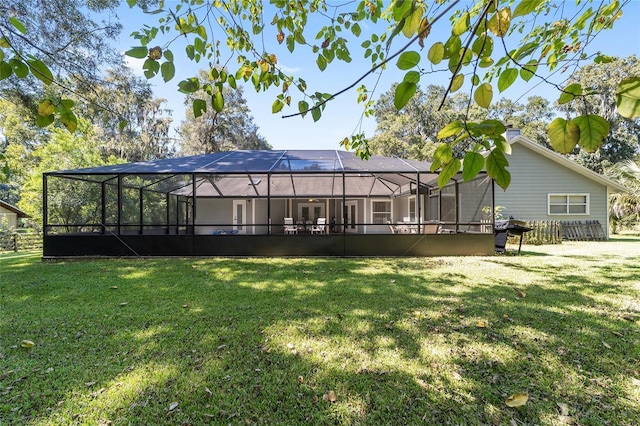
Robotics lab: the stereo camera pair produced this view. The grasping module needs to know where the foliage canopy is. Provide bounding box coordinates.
[1,0,639,188]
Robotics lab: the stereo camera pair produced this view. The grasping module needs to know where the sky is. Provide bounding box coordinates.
[116,1,640,151]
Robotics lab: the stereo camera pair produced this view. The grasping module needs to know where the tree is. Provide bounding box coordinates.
[370,85,555,161]
[556,56,640,173]
[370,84,484,160]
[3,1,640,189]
[0,0,128,128]
[17,118,121,225]
[74,65,175,162]
[177,72,270,155]
[606,159,640,232]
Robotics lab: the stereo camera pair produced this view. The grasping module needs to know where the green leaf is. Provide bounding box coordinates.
[427,42,445,64]
[178,78,200,93]
[402,6,423,38]
[311,106,321,122]
[393,0,412,22]
[0,61,13,80]
[36,114,54,128]
[558,83,582,104]
[431,143,453,172]
[272,98,284,114]
[513,0,544,18]
[397,50,420,70]
[616,77,640,119]
[452,12,469,36]
[403,71,420,84]
[520,61,537,82]
[474,83,493,108]
[463,152,485,182]
[316,54,327,71]
[393,81,417,110]
[163,50,174,62]
[468,119,507,138]
[143,58,159,78]
[125,46,148,59]
[212,91,224,112]
[193,99,206,118]
[437,120,464,139]
[126,0,137,7]
[60,111,78,133]
[547,117,580,154]
[9,58,28,78]
[298,100,309,116]
[594,54,614,64]
[161,61,175,82]
[479,57,494,68]
[450,74,464,93]
[486,149,511,190]
[571,114,610,152]
[493,135,511,155]
[9,17,27,34]
[59,99,75,110]
[119,120,128,130]
[497,68,518,92]
[27,58,54,85]
[472,34,493,57]
[438,158,461,188]
[352,23,361,37]
[228,75,237,89]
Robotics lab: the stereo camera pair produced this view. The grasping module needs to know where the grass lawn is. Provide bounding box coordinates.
[1,237,639,425]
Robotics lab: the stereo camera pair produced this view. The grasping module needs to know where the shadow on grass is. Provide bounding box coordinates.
[1,254,638,425]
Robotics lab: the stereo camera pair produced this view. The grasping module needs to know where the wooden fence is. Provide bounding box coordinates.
[0,232,43,253]
[504,219,607,245]
[519,220,563,245]
[561,220,606,241]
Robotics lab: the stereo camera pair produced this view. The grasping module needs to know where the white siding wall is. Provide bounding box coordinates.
[495,144,608,225]
[194,198,233,234]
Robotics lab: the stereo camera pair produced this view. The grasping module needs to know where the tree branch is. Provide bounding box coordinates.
[281,0,461,119]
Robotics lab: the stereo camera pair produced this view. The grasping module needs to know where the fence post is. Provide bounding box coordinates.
[13,233,18,252]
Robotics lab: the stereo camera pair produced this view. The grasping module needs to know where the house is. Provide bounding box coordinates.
[495,129,628,238]
[0,200,30,230]
[42,150,495,257]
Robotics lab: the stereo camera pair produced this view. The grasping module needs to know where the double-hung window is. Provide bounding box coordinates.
[548,194,589,215]
[372,200,392,224]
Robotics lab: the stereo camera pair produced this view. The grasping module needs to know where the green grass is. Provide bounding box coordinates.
[1,237,639,425]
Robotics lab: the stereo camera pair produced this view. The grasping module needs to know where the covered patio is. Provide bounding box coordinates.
[43,150,495,257]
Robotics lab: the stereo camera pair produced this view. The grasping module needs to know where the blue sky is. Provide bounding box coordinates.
[117,1,640,151]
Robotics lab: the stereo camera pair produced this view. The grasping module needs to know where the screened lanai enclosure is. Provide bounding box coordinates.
[43,150,496,257]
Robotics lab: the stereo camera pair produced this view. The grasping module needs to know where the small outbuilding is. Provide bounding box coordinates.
[43,150,495,257]
[0,200,30,230]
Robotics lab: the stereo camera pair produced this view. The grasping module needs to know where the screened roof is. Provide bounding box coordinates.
[47,150,482,198]
[51,150,435,175]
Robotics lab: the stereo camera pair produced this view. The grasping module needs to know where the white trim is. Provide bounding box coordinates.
[232,200,246,234]
[408,195,417,222]
[547,193,590,215]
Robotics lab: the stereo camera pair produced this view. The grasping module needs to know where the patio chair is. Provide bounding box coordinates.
[387,220,396,234]
[422,222,441,234]
[311,218,326,234]
[283,218,298,234]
